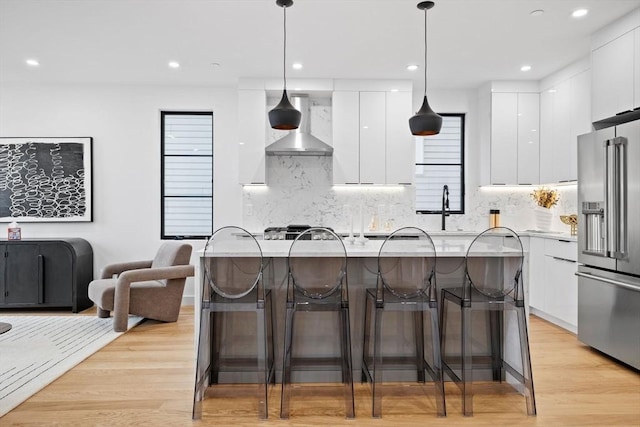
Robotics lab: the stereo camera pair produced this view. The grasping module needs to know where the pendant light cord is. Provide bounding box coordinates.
[283,6,287,90]
[423,7,428,97]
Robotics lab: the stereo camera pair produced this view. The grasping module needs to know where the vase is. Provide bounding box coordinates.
[534,207,553,231]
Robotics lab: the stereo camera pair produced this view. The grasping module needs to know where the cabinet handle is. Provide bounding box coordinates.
[37,254,44,304]
[557,239,572,243]
[552,256,576,263]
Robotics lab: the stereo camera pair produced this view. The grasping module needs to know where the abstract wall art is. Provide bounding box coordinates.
[0,137,93,222]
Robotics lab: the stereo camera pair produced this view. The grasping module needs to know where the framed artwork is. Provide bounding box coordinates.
[0,137,93,222]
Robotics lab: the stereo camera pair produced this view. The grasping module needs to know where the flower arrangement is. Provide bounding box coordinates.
[530,187,559,209]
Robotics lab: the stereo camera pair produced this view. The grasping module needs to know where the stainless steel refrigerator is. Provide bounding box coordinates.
[577,119,640,370]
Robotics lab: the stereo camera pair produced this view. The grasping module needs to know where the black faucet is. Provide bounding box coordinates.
[441,184,449,231]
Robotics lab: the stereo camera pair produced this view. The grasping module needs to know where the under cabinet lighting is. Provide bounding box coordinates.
[480,182,577,191]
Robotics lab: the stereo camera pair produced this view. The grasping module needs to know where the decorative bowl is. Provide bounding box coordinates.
[560,214,578,235]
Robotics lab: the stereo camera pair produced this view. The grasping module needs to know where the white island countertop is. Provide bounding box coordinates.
[200,236,523,258]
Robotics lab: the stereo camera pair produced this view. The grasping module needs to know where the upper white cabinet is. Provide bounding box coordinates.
[238,89,266,184]
[332,91,360,184]
[490,92,518,185]
[484,83,540,185]
[590,10,640,123]
[591,30,636,122]
[359,92,386,184]
[385,91,414,185]
[539,62,591,184]
[516,93,540,185]
[333,83,413,185]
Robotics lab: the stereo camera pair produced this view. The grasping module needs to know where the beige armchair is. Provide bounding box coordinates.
[88,242,194,332]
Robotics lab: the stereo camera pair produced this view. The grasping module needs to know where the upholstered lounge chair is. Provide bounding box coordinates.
[88,242,194,332]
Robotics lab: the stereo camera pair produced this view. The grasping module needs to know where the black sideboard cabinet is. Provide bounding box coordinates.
[0,238,93,313]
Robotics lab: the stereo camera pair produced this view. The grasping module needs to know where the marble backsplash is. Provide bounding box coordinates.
[242,156,578,235]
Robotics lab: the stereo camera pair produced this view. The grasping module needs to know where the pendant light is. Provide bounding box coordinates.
[269,0,301,130]
[409,1,442,136]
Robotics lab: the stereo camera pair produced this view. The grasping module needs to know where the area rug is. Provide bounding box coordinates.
[0,315,143,417]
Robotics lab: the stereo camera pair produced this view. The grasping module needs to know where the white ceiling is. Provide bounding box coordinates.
[1,0,639,90]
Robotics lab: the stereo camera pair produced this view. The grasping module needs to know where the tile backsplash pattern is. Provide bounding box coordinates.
[243,156,578,234]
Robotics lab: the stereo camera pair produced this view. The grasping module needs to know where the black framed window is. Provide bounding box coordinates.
[161,111,213,239]
[415,113,465,214]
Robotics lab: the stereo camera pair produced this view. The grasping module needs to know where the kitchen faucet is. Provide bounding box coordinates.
[441,184,449,231]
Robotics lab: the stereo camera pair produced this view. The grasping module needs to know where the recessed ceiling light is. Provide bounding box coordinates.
[168,61,180,68]
[292,63,303,70]
[572,9,589,18]
[407,64,419,71]
[520,65,532,72]
[26,59,39,66]
[529,9,544,17]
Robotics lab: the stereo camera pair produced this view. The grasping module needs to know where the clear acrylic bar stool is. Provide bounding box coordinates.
[280,227,355,419]
[440,226,536,416]
[361,227,446,418]
[193,226,275,420]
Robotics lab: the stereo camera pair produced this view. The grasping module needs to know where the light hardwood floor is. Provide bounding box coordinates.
[2,307,638,426]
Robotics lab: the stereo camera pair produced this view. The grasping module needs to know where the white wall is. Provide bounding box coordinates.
[0,83,241,301]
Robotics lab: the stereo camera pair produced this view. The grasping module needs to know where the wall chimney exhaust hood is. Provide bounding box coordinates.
[265,94,333,156]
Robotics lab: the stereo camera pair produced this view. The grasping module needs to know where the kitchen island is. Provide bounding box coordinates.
[194,235,528,383]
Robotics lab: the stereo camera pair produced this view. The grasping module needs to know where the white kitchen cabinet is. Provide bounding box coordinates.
[359,92,386,184]
[528,236,578,333]
[539,90,553,184]
[543,255,578,329]
[385,91,414,185]
[332,91,360,184]
[238,89,266,184]
[489,91,540,185]
[333,89,413,185]
[569,70,592,173]
[490,92,518,184]
[591,29,636,123]
[539,69,590,184]
[551,79,571,182]
[516,93,540,185]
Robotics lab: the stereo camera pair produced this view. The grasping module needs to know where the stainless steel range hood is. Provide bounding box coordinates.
[265,94,333,156]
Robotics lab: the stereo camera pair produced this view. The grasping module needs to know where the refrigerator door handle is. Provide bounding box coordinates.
[613,137,627,260]
[605,139,614,258]
[575,271,639,292]
[605,137,628,260]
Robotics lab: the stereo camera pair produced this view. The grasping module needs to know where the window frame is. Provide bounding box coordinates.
[160,110,214,240]
[415,113,466,215]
